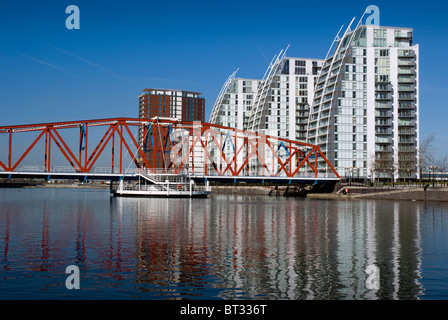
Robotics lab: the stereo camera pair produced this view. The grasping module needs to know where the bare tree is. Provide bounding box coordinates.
[436,152,448,186]
[369,151,394,183]
[417,134,435,182]
[436,152,447,170]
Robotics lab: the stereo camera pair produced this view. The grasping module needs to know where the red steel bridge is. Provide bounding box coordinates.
[0,117,340,186]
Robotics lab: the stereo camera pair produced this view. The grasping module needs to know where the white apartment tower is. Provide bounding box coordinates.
[247,50,323,143]
[209,50,323,176]
[209,70,260,131]
[211,50,323,144]
[307,21,419,180]
[209,52,323,176]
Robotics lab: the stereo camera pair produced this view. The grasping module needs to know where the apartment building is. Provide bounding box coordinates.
[138,89,205,169]
[307,22,419,180]
[211,52,323,144]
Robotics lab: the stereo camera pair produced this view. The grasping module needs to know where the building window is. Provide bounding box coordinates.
[295,67,306,75]
[374,38,387,47]
[281,60,290,75]
[374,29,387,38]
[379,49,389,57]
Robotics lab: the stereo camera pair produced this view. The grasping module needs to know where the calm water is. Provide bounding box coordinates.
[0,188,447,300]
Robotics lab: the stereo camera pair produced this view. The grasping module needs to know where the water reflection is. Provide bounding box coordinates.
[114,194,425,299]
[0,189,445,299]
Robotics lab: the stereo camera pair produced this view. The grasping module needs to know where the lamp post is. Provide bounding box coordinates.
[429,166,432,186]
[441,169,444,187]
[430,165,437,187]
[344,167,348,184]
[435,165,438,187]
[429,166,433,187]
[390,167,395,187]
[349,168,353,186]
[442,169,445,187]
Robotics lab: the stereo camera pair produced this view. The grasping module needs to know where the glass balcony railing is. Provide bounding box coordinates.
[375,111,392,118]
[398,93,415,100]
[398,67,416,75]
[398,49,415,58]
[398,59,415,67]
[398,85,415,92]
[395,31,412,39]
[398,76,415,84]
[375,120,390,126]
[375,145,392,152]
[375,127,392,135]
[398,110,415,118]
[375,84,392,91]
[398,119,416,126]
[375,93,391,100]
[398,102,415,109]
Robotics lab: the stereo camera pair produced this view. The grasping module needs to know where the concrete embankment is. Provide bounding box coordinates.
[307,187,448,202]
[210,185,310,196]
[0,182,110,190]
[210,186,272,196]
[4,180,447,201]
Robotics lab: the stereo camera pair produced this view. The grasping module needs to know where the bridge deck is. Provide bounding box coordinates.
[0,171,339,184]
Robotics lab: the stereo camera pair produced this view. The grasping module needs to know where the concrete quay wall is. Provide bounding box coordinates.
[308,187,448,202]
[210,186,272,196]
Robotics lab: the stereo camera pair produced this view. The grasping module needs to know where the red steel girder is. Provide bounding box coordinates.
[0,117,340,178]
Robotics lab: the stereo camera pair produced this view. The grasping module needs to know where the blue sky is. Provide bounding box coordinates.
[1,0,447,157]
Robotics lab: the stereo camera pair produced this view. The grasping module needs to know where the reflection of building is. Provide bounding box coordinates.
[127,196,423,299]
[335,200,423,299]
[138,89,205,168]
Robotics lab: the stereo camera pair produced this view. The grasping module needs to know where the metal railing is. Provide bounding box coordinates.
[112,182,210,193]
[7,165,122,174]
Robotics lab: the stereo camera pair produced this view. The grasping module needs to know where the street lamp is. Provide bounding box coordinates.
[390,167,395,187]
[440,169,444,187]
[429,166,433,187]
[435,165,438,187]
[344,167,348,184]
[430,165,437,187]
[442,169,445,187]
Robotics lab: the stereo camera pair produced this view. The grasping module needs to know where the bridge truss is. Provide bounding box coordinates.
[0,117,340,179]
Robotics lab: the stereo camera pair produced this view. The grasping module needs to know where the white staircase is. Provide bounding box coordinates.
[136,168,191,189]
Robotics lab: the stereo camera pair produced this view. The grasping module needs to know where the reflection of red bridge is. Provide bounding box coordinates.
[0,117,339,184]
